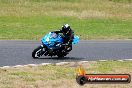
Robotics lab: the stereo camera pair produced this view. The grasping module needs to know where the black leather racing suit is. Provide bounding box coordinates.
[53,29,74,52]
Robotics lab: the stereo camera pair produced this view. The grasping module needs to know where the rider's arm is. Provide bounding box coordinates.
[67,30,74,45]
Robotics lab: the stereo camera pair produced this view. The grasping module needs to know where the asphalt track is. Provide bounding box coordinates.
[0,40,132,66]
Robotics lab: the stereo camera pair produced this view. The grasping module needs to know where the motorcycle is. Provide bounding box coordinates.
[32,32,79,58]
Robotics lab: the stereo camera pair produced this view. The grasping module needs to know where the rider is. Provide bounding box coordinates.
[52,24,74,52]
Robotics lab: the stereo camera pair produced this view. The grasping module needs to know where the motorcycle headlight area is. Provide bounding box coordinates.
[46,38,51,44]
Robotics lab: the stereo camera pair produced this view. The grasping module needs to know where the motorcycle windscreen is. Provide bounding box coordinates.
[72,36,79,45]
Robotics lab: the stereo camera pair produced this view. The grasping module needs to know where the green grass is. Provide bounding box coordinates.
[0,16,132,40]
[0,61,132,88]
[0,0,132,40]
[87,61,132,73]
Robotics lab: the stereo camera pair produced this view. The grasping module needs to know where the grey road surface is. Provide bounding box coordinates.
[0,40,132,66]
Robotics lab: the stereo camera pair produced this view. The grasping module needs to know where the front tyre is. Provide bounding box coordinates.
[32,45,44,59]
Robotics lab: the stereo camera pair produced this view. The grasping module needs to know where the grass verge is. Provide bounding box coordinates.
[0,61,132,88]
[0,16,132,40]
[0,0,132,40]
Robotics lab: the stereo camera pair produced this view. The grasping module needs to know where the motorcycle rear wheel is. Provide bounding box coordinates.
[57,54,65,58]
[57,52,67,58]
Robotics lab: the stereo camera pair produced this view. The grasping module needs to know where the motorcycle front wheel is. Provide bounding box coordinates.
[32,45,44,59]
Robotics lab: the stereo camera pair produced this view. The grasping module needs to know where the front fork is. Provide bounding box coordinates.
[41,44,49,56]
[39,45,46,56]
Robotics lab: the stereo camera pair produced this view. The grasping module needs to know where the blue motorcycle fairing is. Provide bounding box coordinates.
[41,32,79,49]
[41,32,63,49]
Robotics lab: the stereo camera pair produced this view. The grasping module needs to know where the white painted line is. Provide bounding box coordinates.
[56,62,70,66]
[41,63,51,65]
[23,65,29,67]
[13,65,24,68]
[27,64,38,67]
[124,59,132,61]
[79,61,89,63]
[2,66,10,68]
[117,60,124,62]
[0,59,132,68]
[99,60,107,62]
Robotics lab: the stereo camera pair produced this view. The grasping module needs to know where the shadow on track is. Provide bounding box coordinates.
[33,56,85,61]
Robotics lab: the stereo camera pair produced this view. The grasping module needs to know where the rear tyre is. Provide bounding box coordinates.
[57,52,67,58]
[32,45,44,59]
[57,54,65,58]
